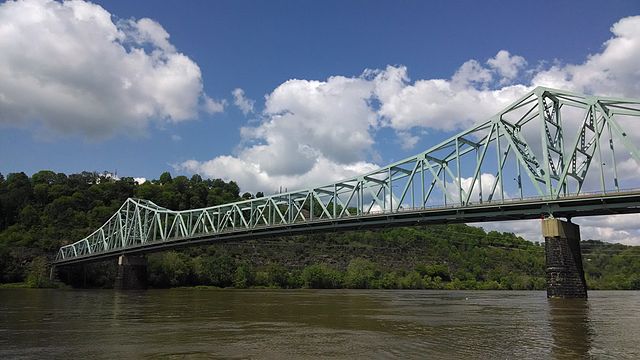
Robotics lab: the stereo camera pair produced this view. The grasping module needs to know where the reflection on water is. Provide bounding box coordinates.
[548,299,592,359]
[1,289,639,359]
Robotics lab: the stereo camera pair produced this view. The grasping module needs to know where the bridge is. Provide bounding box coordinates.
[53,87,640,297]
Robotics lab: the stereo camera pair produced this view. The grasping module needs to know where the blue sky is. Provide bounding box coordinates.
[2,0,638,179]
[1,0,640,243]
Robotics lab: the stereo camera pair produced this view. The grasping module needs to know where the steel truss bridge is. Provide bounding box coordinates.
[54,87,640,266]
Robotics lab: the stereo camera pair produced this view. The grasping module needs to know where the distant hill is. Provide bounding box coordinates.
[1,170,638,290]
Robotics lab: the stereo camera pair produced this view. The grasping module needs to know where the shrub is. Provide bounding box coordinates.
[26,256,54,288]
[302,264,343,288]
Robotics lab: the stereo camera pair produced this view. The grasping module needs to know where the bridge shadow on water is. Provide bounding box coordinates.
[548,298,593,359]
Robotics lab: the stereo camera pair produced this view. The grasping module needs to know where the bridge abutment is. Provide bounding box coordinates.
[115,255,148,290]
[543,218,587,298]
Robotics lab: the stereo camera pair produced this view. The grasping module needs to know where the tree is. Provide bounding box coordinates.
[415,263,451,281]
[1,172,33,229]
[302,264,343,288]
[266,263,288,287]
[174,176,189,193]
[148,251,192,287]
[194,254,235,287]
[26,256,53,288]
[159,172,173,185]
[400,271,424,289]
[31,170,58,185]
[242,192,253,200]
[344,258,377,288]
[233,262,255,288]
[379,272,400,289]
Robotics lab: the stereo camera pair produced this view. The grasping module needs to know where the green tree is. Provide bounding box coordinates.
[400,271,424,289]
[193,254,235,287]
[242,192,253,200]
[26,256,53,288]
[149,252,192,287]
[233,262,255,288]
[343,258,377,288]
[266,263,288,288]
[379,272,401,289]
[159,172,173,185]
[302,264,343,288]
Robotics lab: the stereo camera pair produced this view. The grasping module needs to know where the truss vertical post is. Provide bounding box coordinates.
[517,159,523,199]
[455,137,462,205]
[593,104,607,194]
[607,122,620,191]
[495,121,505,202]
[477,146,482,204]
[538,92,553,197]
[358,178,364,215]
[388,167,393,212]
[310,190,314,221]
[443,167,447,206]
[333,184,337,219]
[420,157,425,209]
[555,99,567,197]
[411,170,415,209]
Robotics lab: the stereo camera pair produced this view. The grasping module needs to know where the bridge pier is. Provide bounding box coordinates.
[114,255,148,290]
[49,265,57,282]
[542,218,587,298]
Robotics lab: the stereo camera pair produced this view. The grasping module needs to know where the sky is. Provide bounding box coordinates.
[1,0,640,244]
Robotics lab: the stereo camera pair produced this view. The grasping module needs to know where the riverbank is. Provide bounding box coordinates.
[0,282,29,289]
[0,281,66,289]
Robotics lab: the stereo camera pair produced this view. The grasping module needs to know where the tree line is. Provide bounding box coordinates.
[0,170,639,290]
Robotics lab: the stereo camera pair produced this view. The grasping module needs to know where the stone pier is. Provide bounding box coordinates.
[542,218,587,298]
[114,255,148,290]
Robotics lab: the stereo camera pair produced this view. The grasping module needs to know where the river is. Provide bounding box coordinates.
[1,289,639,359]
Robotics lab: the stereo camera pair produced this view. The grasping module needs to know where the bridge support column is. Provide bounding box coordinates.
[115,255,147,290]
[542,218,587,298]
[49,265,57,282]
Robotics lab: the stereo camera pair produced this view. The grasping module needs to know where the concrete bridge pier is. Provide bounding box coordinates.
[542,218,587,298]
[114,255,148,290]
[49,265,57,282]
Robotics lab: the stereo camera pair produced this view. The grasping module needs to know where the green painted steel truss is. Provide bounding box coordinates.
[55,87,640,262]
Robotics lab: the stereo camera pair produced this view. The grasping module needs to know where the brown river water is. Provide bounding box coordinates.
[1,289,639,359]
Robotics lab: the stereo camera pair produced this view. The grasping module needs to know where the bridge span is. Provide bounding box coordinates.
[53,87,640,297]
[53,191,640,267]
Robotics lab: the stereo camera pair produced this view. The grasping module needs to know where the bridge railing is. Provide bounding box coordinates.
[55,87,640,262]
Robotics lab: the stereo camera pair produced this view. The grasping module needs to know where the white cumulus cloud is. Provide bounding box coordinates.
[0,0,223,138]
[487,50,527,83]
[532,16,640,97]
[447,173,505,204]
[232,88,255,115]
[179,74,380,192]
[180,156,378,195]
